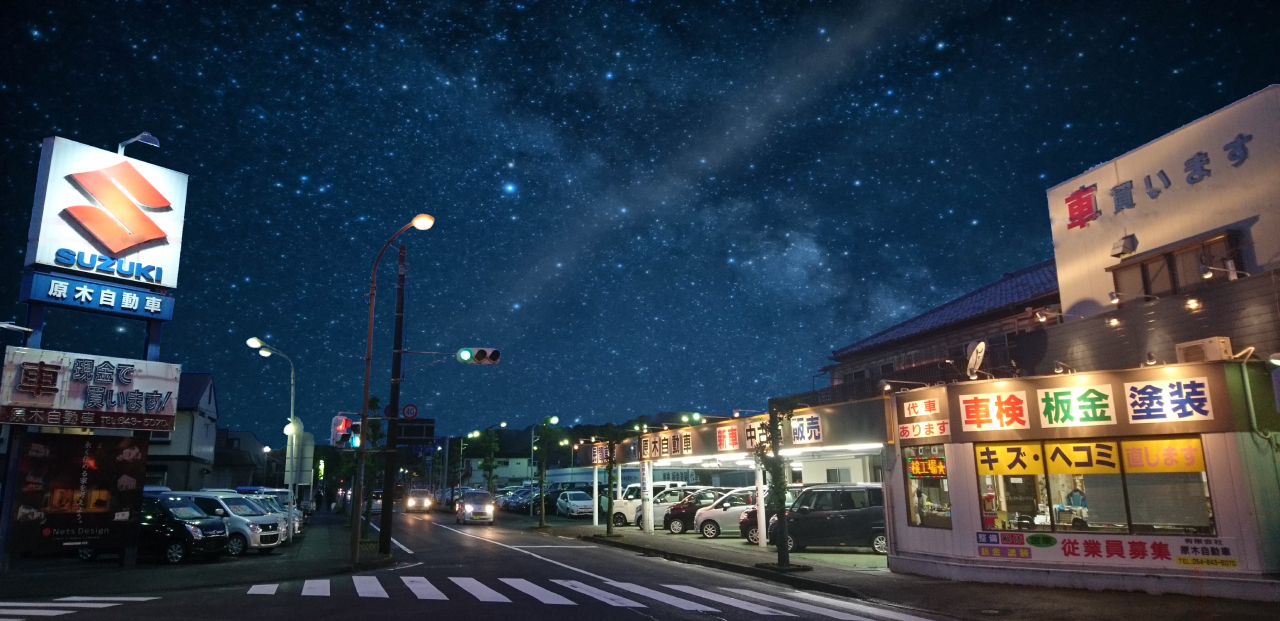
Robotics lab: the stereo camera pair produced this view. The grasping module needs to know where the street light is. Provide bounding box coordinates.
[118,131,159,156]
[351,214,436,566]
[246,336,299,544]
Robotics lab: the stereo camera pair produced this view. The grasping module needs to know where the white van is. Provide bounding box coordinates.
[608,481,687,526]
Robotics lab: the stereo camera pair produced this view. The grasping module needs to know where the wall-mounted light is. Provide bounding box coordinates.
[1054,361,1076,374]
[879,379,929,392]
[1107,318,1121,327]
[1186,299,1201,310]
[1201,264,1250,280]
[1145,352,1160,366]
[1029,307,1079,323]
[1270,353,1280,367]
[1109,291,1160,305]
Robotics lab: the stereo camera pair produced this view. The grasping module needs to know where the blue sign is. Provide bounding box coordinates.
[20,271,174,322]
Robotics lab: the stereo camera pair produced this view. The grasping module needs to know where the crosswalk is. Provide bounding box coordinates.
[244,575,934,620]
[0,597,158,621]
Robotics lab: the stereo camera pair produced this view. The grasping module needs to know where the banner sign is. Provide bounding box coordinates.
[0,347,181,431]
[715,425,739,451]
[8,433,147,554]
[20,272,175,322]
[975,531,1239,570]
[790,414,823,444]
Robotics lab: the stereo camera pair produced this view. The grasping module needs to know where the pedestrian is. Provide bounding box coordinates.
[314,489,325,512]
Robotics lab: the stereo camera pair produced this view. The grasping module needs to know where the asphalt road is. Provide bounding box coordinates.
[0,509,944,621]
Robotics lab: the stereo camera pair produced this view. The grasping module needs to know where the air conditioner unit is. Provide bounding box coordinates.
[1175,337,1232,363]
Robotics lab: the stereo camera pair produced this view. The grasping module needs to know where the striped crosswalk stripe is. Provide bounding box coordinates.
[0,603,118,609]
[663,585,794,616]
[55,598,158,602]
[603,582,719,612]
[353,576,388,598]
[0,611,75,617]
[247,585,278,595]
[498,579,575,605]
[785,591,937,621]
[401,577,448,600]
[550,580,644,607]
[722,589,871,620]
[301,580,330,596]
[449,577,509,602]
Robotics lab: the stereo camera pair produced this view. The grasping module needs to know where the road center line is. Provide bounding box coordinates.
[433,523,608,580]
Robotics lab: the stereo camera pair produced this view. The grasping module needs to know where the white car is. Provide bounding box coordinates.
[555,491,595,518]
[694,487,758,538]
[608,481,687,526]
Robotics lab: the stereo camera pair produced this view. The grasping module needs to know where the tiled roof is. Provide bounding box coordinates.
[832,259,1059,359]
[177,372,214,410]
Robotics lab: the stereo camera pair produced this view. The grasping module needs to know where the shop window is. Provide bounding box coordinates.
[974,442,1052,531]
[852,369,867,380]
[1113,233,1242,299]
[1044,440,1128,533]
[903,444,951,529]
[1144,257,1175,296]
[880,362,895,376]
[1122,437,1215,536]
[826,468,851,483]
[1114,264,1144,299]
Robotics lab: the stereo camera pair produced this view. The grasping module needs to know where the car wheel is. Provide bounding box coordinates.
[258,547,275,554]
[700,521,721,538]
[872,533,888,555]
[164,542,187,564]
[746,527,760,545]
[669,518,686,534]
[612,513,627,527]
[77,548,98,562]
[786,535,806,552]
[226,534,247,556]
[636,518,643,530]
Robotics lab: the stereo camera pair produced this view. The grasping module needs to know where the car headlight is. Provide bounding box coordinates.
[248,523,262,533]
[184,523,203,539]
[485,504,494,513]
[464,504,474,512]
[425,499,431,507]
[408,499,416,507]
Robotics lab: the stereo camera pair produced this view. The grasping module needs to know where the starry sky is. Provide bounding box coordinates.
[1,1,1277,444]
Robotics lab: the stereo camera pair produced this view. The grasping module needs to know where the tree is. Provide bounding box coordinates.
[755,397,799,568]
[534,417,561,527]
[597,423,629,536]
[477,430,500,494]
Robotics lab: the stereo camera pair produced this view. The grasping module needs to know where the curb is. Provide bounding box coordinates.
[580,534,868,600]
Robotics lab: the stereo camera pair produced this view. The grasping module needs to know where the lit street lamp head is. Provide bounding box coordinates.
[411,213,435,230]
[258,349,272,357]
[246,337,264,348]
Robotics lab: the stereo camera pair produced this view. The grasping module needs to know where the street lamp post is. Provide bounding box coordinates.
[351,214,435,566]
[246,337,298,544]
[534,416,559,527]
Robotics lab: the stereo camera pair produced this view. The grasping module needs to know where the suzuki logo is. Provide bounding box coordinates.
[64,161,169,255]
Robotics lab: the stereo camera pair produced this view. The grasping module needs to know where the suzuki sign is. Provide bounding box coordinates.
[25,137,188,288]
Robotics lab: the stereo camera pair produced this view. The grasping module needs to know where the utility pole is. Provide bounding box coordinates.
[377,245,407,555]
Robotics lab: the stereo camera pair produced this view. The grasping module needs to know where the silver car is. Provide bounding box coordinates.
[185,492,283,556]
[456,490,495,525]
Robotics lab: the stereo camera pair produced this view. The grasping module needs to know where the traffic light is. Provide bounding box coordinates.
[349,421,362,448]
[457,347,501,365]
[331,416,352,446]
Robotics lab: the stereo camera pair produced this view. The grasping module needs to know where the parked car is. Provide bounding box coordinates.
[633,485,716,530]
[437,487,472,511]
[456,490,495,525]
[694,487,758,538]
[609,481,688,526]
[247,494,302,538]
[79,494,227,564]
[768,483,887,554]
[555,490,595,518]
[369,490,384,514]
[663,488,730,534]
[502,488,534,512]
[406,489,432,512]
[184,492,283,556]
[738,484,806,543]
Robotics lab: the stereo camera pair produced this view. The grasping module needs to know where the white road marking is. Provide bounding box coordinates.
[364,520,413,553]
[55,597,159,602]
[786,591,938,621]
[722,589,872,620]
[353,576,389,598]
[247,584,278,595]
[0,603,118,608]
[401,577,448,600]
[301,580,330,596]
[499,578,576,605]
[450,577,510,602]
[434,524,607,580]
[663,585,794,616]
[551,580,644,607]
[510,545,597,548]
[0,610,75,617]
[604,581,720,611]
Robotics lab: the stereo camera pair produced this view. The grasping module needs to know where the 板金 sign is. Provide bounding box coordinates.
[26,137,188,289]
[0,347,181,431]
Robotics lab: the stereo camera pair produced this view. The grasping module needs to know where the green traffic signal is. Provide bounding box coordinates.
[457,348,501,364]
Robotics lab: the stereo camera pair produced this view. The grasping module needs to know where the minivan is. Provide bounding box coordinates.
[769,483,887,554]
[184,492,284,556]
[609,481,686,526]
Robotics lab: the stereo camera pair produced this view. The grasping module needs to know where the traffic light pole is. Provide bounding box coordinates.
[378,246,408,555]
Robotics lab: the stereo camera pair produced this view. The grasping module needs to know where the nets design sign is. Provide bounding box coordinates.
[0,347,181,431]
[8,433,148,554]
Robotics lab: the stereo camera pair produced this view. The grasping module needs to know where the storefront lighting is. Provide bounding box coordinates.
[1107,318,1121,327]
[1186,298,1201,310]
[1270,353,1280,367]
[736,459,756,466]
[1110,291,1160,304]
[1145,352,1161,366]
[1054,361,1076,374]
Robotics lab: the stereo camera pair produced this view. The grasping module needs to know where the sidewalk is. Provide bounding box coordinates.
[537,520,1278,621]
[1,511,392,598]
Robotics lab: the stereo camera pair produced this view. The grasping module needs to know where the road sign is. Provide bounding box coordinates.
[403,404,418,419]
[395,418,436,445]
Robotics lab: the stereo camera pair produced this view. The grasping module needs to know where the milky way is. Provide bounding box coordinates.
[1,1,1277,441]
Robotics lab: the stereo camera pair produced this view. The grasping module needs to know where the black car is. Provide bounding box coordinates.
[78,495,227,564]
[768,483,887,554]
[662,488,729,534]
[738,484,806,543]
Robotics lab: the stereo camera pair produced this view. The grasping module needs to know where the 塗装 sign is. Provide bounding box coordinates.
[0,347,181,431]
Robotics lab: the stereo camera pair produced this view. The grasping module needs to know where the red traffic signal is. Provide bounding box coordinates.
[331,415,352,446]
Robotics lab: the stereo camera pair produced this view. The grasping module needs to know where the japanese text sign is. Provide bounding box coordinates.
[1122,437,1205,474]
[715,425,739,451]
[1037,385,1118,428]
[960,391,1030,432]
[907,456,947,479]
[26,137,188,288]
[20,272,174,322]
[974,531,1238,570]
[974,442,1044,476]
[790,414,822,444]
[743,419,771,449]
[640,430,693,460]
[0,347,180,432]
[1045,440,1120,475]
[590,444,610,465]
[1124,378,1213,424]
[903,398,940,418]
[898,420,950,440]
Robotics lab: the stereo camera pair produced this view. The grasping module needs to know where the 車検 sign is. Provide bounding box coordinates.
[25,137,188,289]
[0,347,181,431]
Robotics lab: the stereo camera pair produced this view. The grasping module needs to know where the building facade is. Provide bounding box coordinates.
[145,373,218,490]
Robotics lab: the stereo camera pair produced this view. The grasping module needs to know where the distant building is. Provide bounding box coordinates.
[144,373,219,490]
[209,429,278,488]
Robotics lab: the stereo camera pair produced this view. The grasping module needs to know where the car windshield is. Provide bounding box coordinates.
[223,499,265,516]
[566,491,590,501]
[463,492,492,503]
[256,497,284,512]
[410,490,430,498]
[160,497,207,519]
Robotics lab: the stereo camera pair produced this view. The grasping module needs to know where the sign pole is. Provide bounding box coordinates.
[377,246,408,555]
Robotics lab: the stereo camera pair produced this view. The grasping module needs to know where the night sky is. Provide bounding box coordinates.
[2,1,1277,443]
